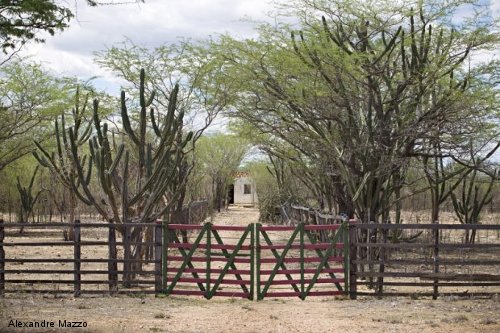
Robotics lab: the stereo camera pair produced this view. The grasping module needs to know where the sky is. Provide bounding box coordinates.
[18,0,279,95]
[15,0,500,96]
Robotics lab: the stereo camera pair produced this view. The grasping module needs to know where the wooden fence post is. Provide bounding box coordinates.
[433,223,440,299]
[0,219,5,296]
[348,219,357,300]
[108,222,118,293]
[154,221,163,294]
[74,220,81,297]
[123,223,131,288]
[377,227,388,295]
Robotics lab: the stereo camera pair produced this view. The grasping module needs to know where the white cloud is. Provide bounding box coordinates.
[19,0,278,93]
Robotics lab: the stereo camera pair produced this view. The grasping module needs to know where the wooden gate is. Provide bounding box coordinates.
[256,222,348,299]
[164,223,254,299]
[162,222,348,300]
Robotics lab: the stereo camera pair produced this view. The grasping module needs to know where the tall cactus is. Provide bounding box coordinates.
[16,166,42,233]
[34,69,193,283]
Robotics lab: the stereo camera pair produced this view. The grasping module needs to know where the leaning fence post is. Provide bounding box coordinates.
[154,220,163,294]
[74,220,81,297]
[0,219,5,296]
[348,219,357,300]
[108,221,118,294]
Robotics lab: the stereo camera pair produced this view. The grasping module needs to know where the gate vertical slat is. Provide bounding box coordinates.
[250,223,255,300]
[206,223,211,299]
[300,223,305,300]
[343,222,349,295]
[162,218,169,292]
[349,220,357,299]
[256,223,261,299]
[154,221,163,293]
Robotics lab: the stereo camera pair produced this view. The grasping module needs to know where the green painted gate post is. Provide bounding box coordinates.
[162,213,170,294]
[299,222,305,300]
[250,223,255,300]
[206,222,212,299]
[256,223,262,300]
[342,222,349,296]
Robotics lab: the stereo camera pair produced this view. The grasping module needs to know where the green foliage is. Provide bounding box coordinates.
[215,0,500,222]
[0,0,140,55]
[0,59,77,171]
[189,133,249,210]
[0,0,72,53]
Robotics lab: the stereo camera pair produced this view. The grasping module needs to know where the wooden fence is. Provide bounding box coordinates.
[349,222,500,299]
[171,200,209,225]
[0,219,162,296]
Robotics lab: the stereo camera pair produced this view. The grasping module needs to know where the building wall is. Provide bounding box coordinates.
[233,176,258,205]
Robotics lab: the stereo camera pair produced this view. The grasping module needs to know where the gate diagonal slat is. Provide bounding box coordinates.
[211,228,250,294]
[166,224,209,294]
[304,229,343,291]
[259,227,302,299]
[258,222,347,300]
[163,222,347,300]
[169,230,206,292]
[208,224,253,298]
[304,225,345,298]
[165,223,253,300]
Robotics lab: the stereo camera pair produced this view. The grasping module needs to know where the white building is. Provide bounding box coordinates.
[228,173,258,206]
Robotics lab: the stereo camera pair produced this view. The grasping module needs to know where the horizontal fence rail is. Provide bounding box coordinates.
[349,222,500,299]
[0,219,162,296]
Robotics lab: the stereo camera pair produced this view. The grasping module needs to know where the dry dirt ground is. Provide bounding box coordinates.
[0,206,499,333]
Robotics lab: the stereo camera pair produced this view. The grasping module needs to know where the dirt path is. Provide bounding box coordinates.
[0,206,499,333]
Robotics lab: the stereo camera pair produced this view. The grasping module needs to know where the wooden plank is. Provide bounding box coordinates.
[259,268,344,275]
[260,226,296,231]
[433,224,439,299]
[108,223,118,294]
[353,223,500,230]
[0,222,159,228]
[354,292,498,297]
[211,226,248,231]
[0,241,158,247]
[352,259,500,266]
[0,258,157,263]
[357,281,500,287]
[73,220,81,297]
[166,256,251,263]
[304,225,341,231]
[5,279,157,285]
[260,278,344,285]
[259,243,343,250]
[0,289,158,295]
[167,224,204,230]
[0,269,155,274]
[0,219,4,296]
[354,242,500,249]
[420,273,500,281]
[212,291,250,298]
[259,256,343,264]
[154,222,162,293]
[166,268,252,275]
[349,221,357,300]
[168,243,252,251]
